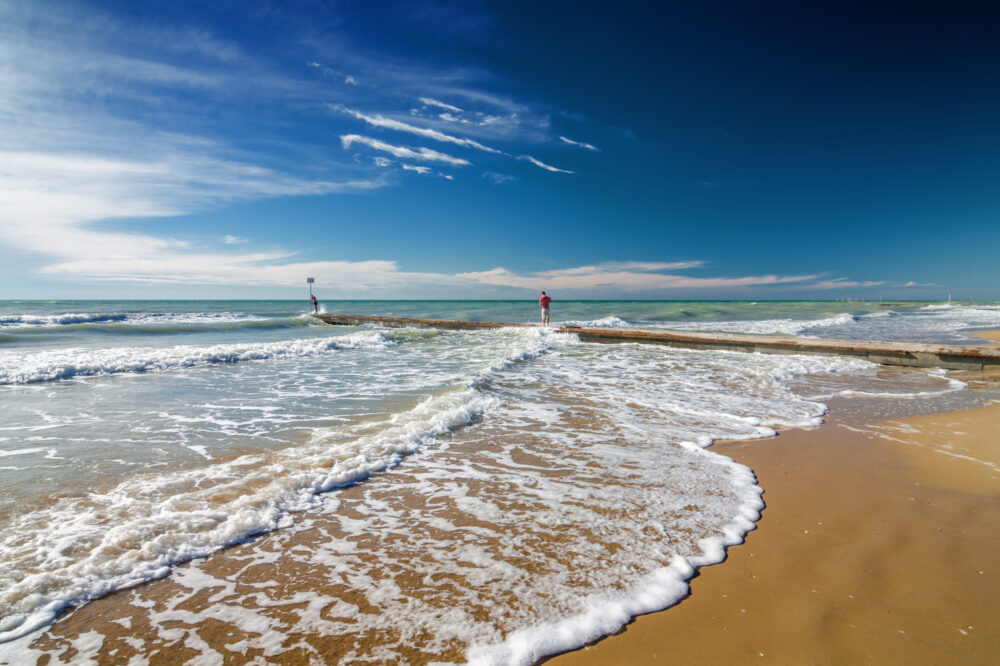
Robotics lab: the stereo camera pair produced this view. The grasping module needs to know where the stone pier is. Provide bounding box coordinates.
[314,314,1000,371]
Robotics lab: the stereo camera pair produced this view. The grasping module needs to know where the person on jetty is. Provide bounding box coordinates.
[539,291,552,326]
[310,293,319,314]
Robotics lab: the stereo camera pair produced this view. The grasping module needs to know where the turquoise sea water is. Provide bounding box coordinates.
[1,299,998,662]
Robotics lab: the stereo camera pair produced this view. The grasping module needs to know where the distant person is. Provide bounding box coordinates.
[539,291,552,326]
[310,293,319,314]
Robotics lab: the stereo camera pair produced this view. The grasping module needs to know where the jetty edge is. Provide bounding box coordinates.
[314,314,1000,371]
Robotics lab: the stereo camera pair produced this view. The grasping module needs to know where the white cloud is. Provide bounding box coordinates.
[438,112,471,124]
[457,262,817,292]
[344,75,358,85]
[807,278,887,290]
[340,134,471,166]
[419,97,463,113]
[32,255,819,294]
[401,164,432,174]
[0,149,385,282]
[334,105,502,154]
[483,171,517,184]
[223,235,247,244]
[559,136,599,152]
[518,155,574,174]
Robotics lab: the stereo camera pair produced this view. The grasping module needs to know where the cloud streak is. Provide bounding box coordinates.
[419,97,463,113]
[518,155,574,174]
[559,136,599,152]
[806,278,887,290]
[340,135,471,166]
[458,264,817,292]
[334,105,503,154]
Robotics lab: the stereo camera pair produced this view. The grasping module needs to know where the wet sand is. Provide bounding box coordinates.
[551,392,1000,664]
[972,330,1000,347]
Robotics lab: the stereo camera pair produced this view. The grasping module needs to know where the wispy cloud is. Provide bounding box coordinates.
[23,249,821,295]
[559,136,599,152]
[806,277,887,290]
[340,135,471,166]
[306,61,358,86]
[334,105,503,154]
[457,262,817,292]
[900,280,938,287]
[483,171,517,184]
[0,149,385,283]
[223,235,247,244]
[419,97,464,113]
[518,155,574,174]
[401,164,432,174]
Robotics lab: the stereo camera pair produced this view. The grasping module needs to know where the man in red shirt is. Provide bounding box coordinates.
[539,291,552,325]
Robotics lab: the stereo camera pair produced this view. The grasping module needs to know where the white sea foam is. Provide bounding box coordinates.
[0,385,502,642]
[0,313,972,662]
[0,327,557,644]
[0,447,46,458]
[0,331,393,385]
[655,312,858,336]
[558,315,631,329]
[0,313,130,327]
[21,339,876,665]
[0,311,313,332]
[652,305,1000,344]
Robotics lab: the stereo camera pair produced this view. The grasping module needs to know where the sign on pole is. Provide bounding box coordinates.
[306,277,315,295]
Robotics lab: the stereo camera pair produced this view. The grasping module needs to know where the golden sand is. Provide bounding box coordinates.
[550,399,1000,665]
[971,330,1000,347]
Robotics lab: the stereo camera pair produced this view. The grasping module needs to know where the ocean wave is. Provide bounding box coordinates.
[0,385,500,643]
[558,316,631,329]
[0,313,129,327]
[0,327,562,643]
[0,331,393,385]
[0,312,314,334]
[655,312,858,336]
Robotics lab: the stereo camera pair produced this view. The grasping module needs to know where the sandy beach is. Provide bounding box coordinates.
[552,375,1000,665]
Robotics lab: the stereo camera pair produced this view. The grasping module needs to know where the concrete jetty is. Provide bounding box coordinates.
[315,314,1000,371]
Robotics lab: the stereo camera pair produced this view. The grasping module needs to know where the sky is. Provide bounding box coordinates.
[1,0,998,300]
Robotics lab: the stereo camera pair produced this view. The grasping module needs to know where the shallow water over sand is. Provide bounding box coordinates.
[1,300,997,662]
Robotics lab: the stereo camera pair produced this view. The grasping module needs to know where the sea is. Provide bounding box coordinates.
[1,299,999,664]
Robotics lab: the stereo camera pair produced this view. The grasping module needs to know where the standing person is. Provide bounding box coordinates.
[539,291,552,326]
[310,293,319,314]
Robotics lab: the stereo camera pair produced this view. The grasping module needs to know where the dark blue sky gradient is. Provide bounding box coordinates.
[1,1,997,298]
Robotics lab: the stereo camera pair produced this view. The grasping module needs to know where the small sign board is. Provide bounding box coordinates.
[306,277,315,283]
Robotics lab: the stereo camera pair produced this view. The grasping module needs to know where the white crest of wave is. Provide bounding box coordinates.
[656,312,858,336]
[559,316,631,329]
[0,313,129,327]
[0,325,561,643]
[0,331,392,384]
[0,384,500,642]
[0,311,304,329]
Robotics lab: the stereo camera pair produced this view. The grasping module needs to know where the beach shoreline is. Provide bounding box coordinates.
[2,319,999,664]
[550,369,1000,665]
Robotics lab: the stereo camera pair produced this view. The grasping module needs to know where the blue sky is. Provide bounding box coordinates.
[1,0,998,300]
